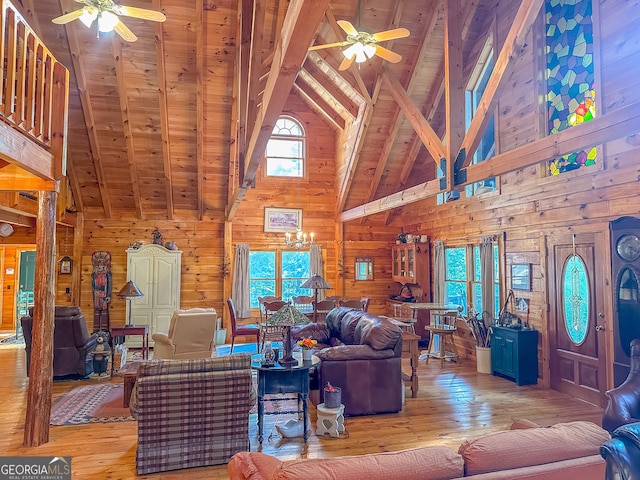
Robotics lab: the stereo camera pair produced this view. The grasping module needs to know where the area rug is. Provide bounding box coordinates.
[0,334,24,345]
[50,384,135,425]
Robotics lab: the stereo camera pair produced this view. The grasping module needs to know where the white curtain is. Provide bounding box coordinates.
[433,240,445,304]
[309,244,325,300]
[480,236,495,318]
[232,244,251,318]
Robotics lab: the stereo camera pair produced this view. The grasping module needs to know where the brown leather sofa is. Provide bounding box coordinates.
[602,339,640,433]
[292,306,403,416]
[21,306,98,378]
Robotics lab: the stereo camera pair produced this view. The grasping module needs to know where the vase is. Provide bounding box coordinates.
[324,386,342,408]
[302,349,313,361]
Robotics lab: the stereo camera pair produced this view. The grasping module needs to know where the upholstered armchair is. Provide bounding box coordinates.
[151,307,217,360]
[130,354,253,475]
[602,339,640,433]
[600,422,640,480]
[292,306,403,416]
[21,306,97,378]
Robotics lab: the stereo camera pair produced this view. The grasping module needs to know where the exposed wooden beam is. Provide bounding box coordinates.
[153,0,174,220]
[460,0,545,167]
[112,39,143,219]
[228,0,331,220]
[0,121,55,180]
[297,69,352,121]
[302,59,361,118]
[59,0,111,218]
[339,101,640,222]
[293,83,345,130]
[247,0,266,139]
[237,0,253,167]
[71,213,83,304]
[0,209,36,228]
[195,0,204,219]
[381,67,447,166]
[444,0,465,192]
[23,189,57,446]
[0,161,55,191]
[336,78,381,213]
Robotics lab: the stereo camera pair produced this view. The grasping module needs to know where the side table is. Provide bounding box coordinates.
[401,332,419,397]
[110,325,149,376]
[316,403,345,438]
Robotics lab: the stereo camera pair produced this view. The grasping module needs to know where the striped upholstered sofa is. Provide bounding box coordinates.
[130,354,253,475]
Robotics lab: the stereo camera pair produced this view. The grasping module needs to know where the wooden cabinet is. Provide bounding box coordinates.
[126,244,182,346]
[491,326,538,385]
[391,243,430,289]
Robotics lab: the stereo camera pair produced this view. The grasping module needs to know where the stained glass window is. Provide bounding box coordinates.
[545,0,597,175]
[562,254,590,345]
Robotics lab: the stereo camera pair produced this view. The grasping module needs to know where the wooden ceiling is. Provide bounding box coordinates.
[11,0,534,224]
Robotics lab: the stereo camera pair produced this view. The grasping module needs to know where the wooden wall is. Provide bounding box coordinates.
[390,0,640,387]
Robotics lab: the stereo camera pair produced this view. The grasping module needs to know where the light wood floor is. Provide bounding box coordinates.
[0,343,604,479]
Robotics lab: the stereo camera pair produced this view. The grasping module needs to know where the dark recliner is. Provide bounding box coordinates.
[21,306,98,378]
[602,339,640,433]
[292,307,403,416]
[600,422,640,480]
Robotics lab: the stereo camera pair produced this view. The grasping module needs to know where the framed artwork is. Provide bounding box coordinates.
[59,256,73,275]
[355,257,374,281]
[511,264,532,291]
[264,208,302,233]
[515,297,530,313]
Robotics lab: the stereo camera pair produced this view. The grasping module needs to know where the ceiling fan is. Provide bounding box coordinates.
[308,2,409,71]
[52,0,166,42]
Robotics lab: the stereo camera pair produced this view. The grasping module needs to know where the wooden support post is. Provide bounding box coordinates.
[23,189,57,446]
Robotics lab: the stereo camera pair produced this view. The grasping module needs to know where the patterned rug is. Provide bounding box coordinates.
[0,334,24,345]
[50,384,135,425]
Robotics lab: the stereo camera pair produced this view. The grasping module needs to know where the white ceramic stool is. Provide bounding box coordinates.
[315,403,345,438]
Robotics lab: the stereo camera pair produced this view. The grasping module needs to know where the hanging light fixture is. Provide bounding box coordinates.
[284,173,314,249]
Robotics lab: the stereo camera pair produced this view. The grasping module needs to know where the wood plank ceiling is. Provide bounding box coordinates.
[11,0,634,226]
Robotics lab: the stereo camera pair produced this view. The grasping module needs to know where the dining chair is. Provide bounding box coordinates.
[292,295,314,314]
[258,295,282,323]
[313,299,337,323]
[392,303,416,334]
[227,298,260,354]
[339,299,366,310]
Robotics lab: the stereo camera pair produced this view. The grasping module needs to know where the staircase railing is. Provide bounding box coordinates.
[1,0,69,177]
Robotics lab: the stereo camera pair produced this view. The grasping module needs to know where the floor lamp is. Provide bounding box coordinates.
[300,274,333,323]
[117,280,144,326]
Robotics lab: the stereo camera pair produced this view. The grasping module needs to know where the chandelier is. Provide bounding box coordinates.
[284,229,314,250]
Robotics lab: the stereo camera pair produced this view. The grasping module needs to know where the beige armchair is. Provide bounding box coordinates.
[152,307,217,359]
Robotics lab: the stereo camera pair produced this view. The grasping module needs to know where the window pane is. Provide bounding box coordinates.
[282,251,311,301]
[250,252,276,308]
[445,247,467,281]
[472,283,482,313]
[445,281,467,315]
[266,138,303,158]
[250,281,276,308]
[562,255,590,344]
[266,158,303,177]
[473,246,481,281]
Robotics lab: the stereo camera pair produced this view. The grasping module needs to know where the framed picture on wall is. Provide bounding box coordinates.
[511,263,532,291]
[264,208,302,233]
[59,256,73,275]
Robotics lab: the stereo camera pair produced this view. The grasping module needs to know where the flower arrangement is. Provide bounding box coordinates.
[297,337,317,350]
[324,382,337,392]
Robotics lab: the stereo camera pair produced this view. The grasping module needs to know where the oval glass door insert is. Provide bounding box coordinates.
[562,254,590,344]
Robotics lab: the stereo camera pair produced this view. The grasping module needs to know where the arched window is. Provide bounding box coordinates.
[266,116,305,177]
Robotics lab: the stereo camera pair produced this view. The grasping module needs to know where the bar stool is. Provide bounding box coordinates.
[425,313,459,367]
[393,303,417,334]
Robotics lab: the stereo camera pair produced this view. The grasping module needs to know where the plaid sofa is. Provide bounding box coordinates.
[132,354,253,475]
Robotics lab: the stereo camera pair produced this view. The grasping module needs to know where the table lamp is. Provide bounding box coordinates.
[117,280,144,326]
[268,304,310,366]
[300,274,333,323]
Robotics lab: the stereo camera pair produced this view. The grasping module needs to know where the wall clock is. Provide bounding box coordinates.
[616,233,640,262]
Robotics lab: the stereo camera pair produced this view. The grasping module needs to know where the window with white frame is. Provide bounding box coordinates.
[445,243,500,317]
[249,250,311,308]
[266,116,305,177]
[465,36,496,198]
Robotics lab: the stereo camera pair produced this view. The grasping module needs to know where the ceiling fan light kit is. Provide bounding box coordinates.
[52,0,166,42]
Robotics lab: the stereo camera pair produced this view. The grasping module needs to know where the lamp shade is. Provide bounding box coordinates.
[268,304,309,326]
[117,281,144,299]
[300,274,333,290]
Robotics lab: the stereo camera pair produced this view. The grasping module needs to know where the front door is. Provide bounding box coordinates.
[547,233,607,406]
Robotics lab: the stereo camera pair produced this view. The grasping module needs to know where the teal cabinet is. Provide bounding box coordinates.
[491,326,538,386]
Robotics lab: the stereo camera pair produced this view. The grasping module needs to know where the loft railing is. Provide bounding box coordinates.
[1,0,69,177]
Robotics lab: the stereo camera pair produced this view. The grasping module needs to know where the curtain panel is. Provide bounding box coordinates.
[232,244,251,318]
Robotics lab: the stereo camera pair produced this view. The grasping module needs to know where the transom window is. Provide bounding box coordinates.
[249,250,311,308]
[266,117,305,177]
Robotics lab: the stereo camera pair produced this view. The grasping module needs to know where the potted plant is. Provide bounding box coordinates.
[297,337,317,361]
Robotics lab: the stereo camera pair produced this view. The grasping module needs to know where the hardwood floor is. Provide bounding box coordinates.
[0,344,604,479]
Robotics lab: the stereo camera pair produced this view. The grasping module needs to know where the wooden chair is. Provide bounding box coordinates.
[324,295,342,304]
[424,313,459,367]
[313,299,337,323]
[392,303,417,334]
[227,298,260,354]
[360,296,371,312]
[260,300,289,350]
[339,299,366,310]
[258,295,282,323]
[292,295,314,314]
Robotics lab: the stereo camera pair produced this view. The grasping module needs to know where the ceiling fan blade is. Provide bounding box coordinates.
[339,55,355,71]
[113,5,166,22]
[375,45,402,63]
[337,20,358,36]
[308,41,350,52]
[52,8,85,25]
[114,20,137,42]
[371,27,410,42]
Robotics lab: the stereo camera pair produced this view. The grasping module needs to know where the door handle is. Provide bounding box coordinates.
[595,325,604,332]
[598,312,605,318]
